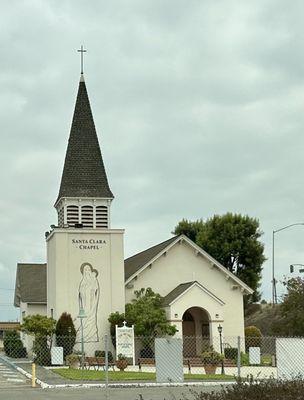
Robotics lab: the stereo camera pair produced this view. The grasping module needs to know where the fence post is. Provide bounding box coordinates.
[237,336,241,378]
[104,334,109,398]
[31,363,36,388]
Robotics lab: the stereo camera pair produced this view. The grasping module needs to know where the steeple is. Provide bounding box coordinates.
[55,74,113,229]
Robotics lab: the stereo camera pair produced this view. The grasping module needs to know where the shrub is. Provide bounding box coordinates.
[187,378,304,400]
[95,350,113,362]
[33,336,51,366]
[241,352,249,366]
[245,325,262,351]
[140,346,154,358]
[224,347,238,360]
[66,353,80,368]
[3,330,27,358]
[201,347,224,365]
[55,312,76,359]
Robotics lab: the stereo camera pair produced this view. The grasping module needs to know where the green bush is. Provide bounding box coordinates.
[55,312,76,359]
[201,347,224,365]
[224,347,238,360]
[241,352,249,366]
[187,378,304,400]
[95,350,113,362]
[245,325,262,351]
[3,330,27,358]
[33,336,51,366]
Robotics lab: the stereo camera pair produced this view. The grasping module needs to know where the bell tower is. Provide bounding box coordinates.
[46,64,125,348]
[55,73,113,229]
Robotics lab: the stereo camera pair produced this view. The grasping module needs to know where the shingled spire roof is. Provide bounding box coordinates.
[56,75,113,204]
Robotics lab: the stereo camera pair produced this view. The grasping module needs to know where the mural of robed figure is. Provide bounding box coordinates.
[76,262,100,343]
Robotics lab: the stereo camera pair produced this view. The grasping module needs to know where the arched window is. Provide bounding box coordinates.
[96,206,108,228]
[67,205,79,226]
[81,205,94,228]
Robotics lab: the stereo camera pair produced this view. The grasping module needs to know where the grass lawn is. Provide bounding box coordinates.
[52,368,235,381]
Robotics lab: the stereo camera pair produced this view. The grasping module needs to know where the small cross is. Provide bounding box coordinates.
[77,45,87,74]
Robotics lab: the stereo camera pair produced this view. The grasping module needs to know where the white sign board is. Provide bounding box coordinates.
[51,346,64,365]
[155,338,183,383]
[276,338,304,380]
[249,347,261,365]
[116,322,135,365]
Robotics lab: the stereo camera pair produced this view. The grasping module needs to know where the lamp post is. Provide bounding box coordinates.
[217,325,225,375]
[272,223,304,305]
[77,307,87,368]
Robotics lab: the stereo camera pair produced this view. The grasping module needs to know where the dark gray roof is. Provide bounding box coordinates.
[56,76,113,204]
[162,282,195,306]
[14,263,47,307]
[124,236,178,280]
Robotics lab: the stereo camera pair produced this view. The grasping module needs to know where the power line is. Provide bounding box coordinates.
[0,288,14,291]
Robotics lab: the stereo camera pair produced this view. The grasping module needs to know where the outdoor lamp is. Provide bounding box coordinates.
[217,325,223,334]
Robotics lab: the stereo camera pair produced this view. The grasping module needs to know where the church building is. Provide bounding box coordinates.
[14,71,253,352]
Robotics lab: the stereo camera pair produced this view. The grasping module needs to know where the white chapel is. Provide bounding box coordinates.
[14,72,253,352]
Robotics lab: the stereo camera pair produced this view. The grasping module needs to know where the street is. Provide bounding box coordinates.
[0,385,224,400]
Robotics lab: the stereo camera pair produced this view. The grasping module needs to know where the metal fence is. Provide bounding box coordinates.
[1,333,301,385]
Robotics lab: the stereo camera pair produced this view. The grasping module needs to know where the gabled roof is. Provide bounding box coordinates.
[124,236,178,280]
[162,281,225,307]
[56,75,113,205]
[14,263,47,307]
[124,234,253,294]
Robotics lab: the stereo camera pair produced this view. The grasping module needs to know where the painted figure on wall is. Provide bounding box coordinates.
[76,262,100,343]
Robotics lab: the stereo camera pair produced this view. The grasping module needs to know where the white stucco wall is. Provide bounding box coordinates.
[125,240,245,339]
[47,228,125,351]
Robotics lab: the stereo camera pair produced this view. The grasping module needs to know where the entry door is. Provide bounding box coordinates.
[182,321,196,357]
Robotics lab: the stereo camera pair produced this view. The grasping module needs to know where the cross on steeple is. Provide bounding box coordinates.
[77,45,87,74]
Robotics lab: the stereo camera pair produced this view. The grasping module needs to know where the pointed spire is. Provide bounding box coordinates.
[56,78,113,204]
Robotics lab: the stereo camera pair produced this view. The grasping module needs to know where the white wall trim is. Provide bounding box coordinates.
[168,281,225,307]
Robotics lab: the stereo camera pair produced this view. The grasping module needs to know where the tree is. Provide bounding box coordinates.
[55,312,76,359]
[108,311,126,346]
[245,325,262,351]
[109,288,177,338]
[126,288,177,337]
[272,277,304,336]
[21,314,56,366]
[3,330,27,358]
[174,219,203,242]
[173,213,266,302]
[21,314,56,337]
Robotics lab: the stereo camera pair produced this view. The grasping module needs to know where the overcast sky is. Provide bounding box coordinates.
[1,0,304,320]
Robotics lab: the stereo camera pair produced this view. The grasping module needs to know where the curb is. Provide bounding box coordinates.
[0,354,47,388]
[1,356,235,389]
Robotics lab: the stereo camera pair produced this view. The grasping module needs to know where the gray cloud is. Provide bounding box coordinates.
[1,0,304,319]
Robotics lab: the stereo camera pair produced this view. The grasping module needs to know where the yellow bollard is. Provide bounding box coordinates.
[31,363,36,388]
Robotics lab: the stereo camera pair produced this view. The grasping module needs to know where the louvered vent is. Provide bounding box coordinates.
[81,205,94,228]
[58,208,64,227]
[96,206,108,228]
[67,205,79,226]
